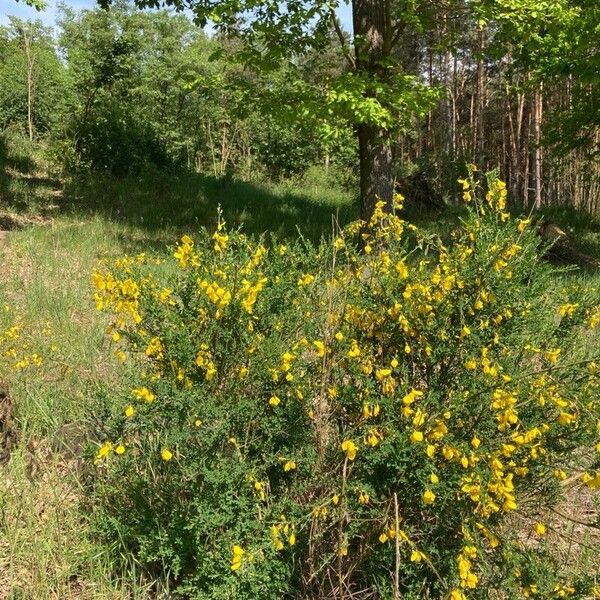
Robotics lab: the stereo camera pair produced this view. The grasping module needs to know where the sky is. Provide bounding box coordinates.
[0,0,353,32]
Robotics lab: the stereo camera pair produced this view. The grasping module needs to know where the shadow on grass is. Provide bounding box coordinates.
[540,206,600,265]
[1,133,357,244]
[0,135,62,215]
[58,170,357,245]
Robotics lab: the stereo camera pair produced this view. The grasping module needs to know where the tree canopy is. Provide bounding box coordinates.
[93,0,598,217]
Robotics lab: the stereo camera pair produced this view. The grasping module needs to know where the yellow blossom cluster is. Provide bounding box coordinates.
[0,305,53,373]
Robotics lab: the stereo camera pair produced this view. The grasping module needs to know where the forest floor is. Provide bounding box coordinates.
[1,145,599,599]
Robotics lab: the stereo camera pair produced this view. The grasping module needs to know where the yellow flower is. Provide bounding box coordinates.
[347,340,361,358]
[534,522,546,536]
[212,230,228,253]
[582,471,600,489]
[298,274,315,287]
[124,405,135,418]
[341,439,357,461]
[403,388,423,406]
[558,411,577,425]
[173,235,195,267]
[230,544,244,571]
[559,303,578,317]
[132,387,155,403]
[95,441,112,462]
[115,444,125,455]
[375,368,392,381]
[145,336,164,359]
[271,525,284,550]
[412,409,426,428]
[161,448,173,462]
[334,237,345,250]
[422,489,436,504]
[366,429,380,447]
[410,430,424,443]
[283,460,296,472]
[313,340,325,357]
[410,549,426,562]
[269,395,281,407]
[395,260,409,279]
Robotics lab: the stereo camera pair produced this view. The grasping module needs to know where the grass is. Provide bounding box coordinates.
[1,136,599,598]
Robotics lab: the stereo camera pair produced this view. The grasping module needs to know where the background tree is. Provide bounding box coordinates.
[96,0,442,219]
[0,18,65,138]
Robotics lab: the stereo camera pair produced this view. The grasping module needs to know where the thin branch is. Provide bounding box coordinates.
[329,8,356,70]
[393,493,400,600]
[549,506,600,531]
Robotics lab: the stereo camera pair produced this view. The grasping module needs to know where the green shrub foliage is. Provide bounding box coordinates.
[90,172,600,599]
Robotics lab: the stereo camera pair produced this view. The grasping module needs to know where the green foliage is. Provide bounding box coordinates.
[479,0,599,155]
[57,5,197,174]
[89,175,600,598]
[14,0,46,9]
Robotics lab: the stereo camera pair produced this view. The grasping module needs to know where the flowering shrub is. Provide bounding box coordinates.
[90,171,600,599]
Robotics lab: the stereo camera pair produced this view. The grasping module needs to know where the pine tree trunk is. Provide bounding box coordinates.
[352,0,394,221]
[474,27,485,167]
[533,85,543,209]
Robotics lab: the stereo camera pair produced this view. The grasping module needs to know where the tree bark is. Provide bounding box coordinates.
[352,0,394,221]
[533,84,543,209]
[357,124,394,221]
[474,27,485,167]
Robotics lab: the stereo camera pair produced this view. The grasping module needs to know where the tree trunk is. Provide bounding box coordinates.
[533,84,543,209]
[357,124,394,221]
[474,27,485,167]
[21,25,35,142]
[352,0,394,221]
[523,96,532,207]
